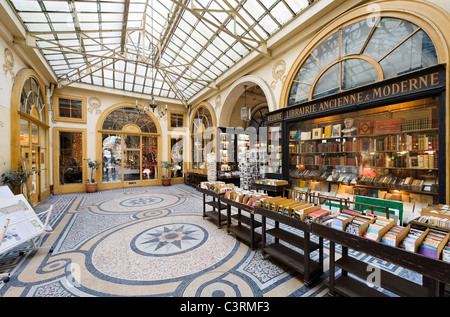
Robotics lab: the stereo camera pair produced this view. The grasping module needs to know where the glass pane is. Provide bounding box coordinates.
[288,82,311,105]
[20,119,29,146]
[31,124,39,144]
[170,137,183,178]
[293,55,321,84]
[123,150,141,181]
[342,19,373,56]
[102,134,122,183]
[70,100,83,118]
[312,31,339,68]
[341,58,378,91]
[170,113,184,128]
[313,63,340,99]
[59,131,83,185]
[142,136,158,180]
[58,98,72,117]
[124,135,140,149]
[380,30,438,79]
[364,18,418,61]
[102,107,157,133]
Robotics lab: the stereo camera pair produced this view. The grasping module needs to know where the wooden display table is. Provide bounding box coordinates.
[252,182,290,197]
[196,186,227,228]
[254,206,324,286]
[221,196,262,250]
[311,222,450,297]
[185,171,208,187]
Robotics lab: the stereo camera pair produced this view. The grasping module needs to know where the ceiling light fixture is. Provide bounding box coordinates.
[241,84,251,122]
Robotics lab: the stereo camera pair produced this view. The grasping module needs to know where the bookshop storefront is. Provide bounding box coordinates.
[275,1,450,206]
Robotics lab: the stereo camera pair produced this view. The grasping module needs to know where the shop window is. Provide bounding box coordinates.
[54,95,86,123]
[100,106,160,185]
[59,131,83,185]
[289,17,438,105]
[170,136,184,178]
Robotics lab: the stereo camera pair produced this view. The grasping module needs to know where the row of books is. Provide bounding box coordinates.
[400,117,436,132]
[415,215,450,230]
[289,169,438,193]
[418,230,448,258]
[327,209,450,260]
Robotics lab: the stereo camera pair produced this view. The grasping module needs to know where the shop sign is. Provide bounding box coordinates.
[283,66,445,121]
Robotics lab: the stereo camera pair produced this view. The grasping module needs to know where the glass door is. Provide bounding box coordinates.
[31,145,40,203]
[123,135,141,186]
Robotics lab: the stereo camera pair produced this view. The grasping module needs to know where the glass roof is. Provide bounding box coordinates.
[8,0,314,104]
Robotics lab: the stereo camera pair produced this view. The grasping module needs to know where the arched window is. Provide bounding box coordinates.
[250,104,269,130]
[11,69,50,202]
[102,107,157,133]
[98,105,160,186]
[288,17,438,105]
[191,104,215,170]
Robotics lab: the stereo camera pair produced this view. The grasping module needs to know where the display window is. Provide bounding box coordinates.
[288,97,439,204]
[98,106,161,188]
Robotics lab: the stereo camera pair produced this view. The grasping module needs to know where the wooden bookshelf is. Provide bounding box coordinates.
[312,222,449,297]
[221,196,262,250]
[254,205,324,286]
[196,186,228,228]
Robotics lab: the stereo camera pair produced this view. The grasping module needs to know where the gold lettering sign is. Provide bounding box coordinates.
[283,68,444,121]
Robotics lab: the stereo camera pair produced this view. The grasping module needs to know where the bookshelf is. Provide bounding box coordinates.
[267,122,283,175]
[288,98,439,205]
[254,205,324,286]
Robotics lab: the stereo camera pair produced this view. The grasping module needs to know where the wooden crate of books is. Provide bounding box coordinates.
[346,215,375,237]
[363,217,395,241]
[417,229,450,260]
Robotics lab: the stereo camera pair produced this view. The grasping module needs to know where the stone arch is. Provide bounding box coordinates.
[219,75,275,127]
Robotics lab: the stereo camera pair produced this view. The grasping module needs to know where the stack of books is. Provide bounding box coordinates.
[381,225,405,246]
[305,209,330,222]
[443,241,450,263]
[399,228,425,252]
[418,230,448,259]
[345,216,371,236]
[330,209,361,230]
[364,218,393,241]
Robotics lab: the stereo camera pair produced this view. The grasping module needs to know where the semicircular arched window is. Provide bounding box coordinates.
[102,107,157,133]
[288,17,438,106]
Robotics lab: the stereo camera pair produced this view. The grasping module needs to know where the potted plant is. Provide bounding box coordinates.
[1,167,38,199]
[85,158,102,193]
[160,161,176,186]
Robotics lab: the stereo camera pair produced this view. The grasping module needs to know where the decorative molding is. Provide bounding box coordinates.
[88,97,102,115]
[271,59,286,89]
[3,48,14,79]
[215,94,221,110]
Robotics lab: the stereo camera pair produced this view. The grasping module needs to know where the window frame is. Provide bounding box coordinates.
[167,110,187,131]
[53,94,87,123]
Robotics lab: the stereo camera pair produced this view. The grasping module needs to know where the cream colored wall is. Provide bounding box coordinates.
[51,86,187,186]
[0,35,30,175]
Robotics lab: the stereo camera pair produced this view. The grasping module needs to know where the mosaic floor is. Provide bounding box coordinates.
[0,184,421,297]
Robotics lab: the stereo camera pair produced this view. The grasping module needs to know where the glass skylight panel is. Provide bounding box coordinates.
[8,0,314,102]
[271,2,293,25]
[259,15,279,34]
[10,0,41,11]
[284,0,309,13]
[243,0,266,21]
[42,1,70,12]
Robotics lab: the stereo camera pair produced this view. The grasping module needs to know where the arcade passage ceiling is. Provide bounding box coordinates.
[8,0,315,105]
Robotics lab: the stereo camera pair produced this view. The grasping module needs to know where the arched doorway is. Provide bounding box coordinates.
[11,69,50,203]
[97,104,162,188]
[219,75,274,128]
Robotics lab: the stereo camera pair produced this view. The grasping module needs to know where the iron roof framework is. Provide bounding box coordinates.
[8,0,315,106]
